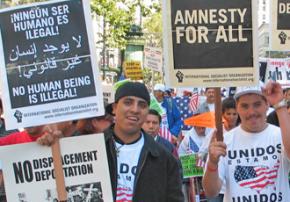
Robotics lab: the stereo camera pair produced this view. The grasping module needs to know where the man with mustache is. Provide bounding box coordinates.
[196,88,215,114]
[202,81,290,202]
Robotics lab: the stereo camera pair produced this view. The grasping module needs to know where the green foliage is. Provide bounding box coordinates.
[91,0,135,49]
[142,67,163,86]
[143,11,162,47]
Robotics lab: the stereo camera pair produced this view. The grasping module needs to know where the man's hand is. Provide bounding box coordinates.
[262,80,284,106]
[208,131,227,166]
[37,125,63,146]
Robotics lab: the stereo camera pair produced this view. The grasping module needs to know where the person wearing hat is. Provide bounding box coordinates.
[153,83,182,143]
[202,81,290,201]
[105,81,183,202]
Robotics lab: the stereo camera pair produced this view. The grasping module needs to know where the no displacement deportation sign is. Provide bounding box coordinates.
[162,0,259,88]
[265,58,290,88]
[270,0,290,51]
[0,134,113,202]
[0,0,104,130]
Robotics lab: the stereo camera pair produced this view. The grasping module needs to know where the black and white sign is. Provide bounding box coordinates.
[162,0,258,87]
[0,0,104,129]
[0,134,113,202]
[270,0,290,50]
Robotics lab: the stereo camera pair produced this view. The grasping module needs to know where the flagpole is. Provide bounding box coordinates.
[214,88,223,141]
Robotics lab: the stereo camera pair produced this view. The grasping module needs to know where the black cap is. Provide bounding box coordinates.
[115,82,150,105]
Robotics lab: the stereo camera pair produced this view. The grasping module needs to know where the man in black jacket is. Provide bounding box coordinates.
[105,81,184,202]
[37,81,184,202]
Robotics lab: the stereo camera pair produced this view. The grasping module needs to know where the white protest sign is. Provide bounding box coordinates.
[0,0,104,130]
[144,47,163,72]
[0,134,113,202]
[265,58,290,88]
[102,83,114,104]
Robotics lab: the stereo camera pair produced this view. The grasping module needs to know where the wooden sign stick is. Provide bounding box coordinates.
[214,88,223,141]
[51,139,67,201]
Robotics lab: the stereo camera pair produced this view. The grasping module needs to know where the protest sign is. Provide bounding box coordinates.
[144,47,163,72]
[0,133,113,202]
[162,0,258,88]
[0,0,104,130]
[265,58,290,88]
[180,154,204,178]
[270,0,290,51]
[123,61,143,80]
[102,83,114,104]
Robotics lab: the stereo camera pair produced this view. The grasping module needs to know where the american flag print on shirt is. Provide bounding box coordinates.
[234,160,280,192]
[116,185,133,202]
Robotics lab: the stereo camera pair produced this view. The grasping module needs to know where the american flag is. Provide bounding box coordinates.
[173,96,194,130]
[116,186,133,202]
[234,160,280,192]
[189,91,199,112]
[196,157,205,168]
[159,125,172,142]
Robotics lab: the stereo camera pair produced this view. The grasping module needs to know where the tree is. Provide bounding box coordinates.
[91,0,136,50]
[143,10,162,47]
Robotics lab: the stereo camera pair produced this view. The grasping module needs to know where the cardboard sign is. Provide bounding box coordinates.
[144,47,163,72]
[123,61,143,80]
[265,58,290,88]
[180,154,204,178]
[162,0,258,87]
[0,0,104,129]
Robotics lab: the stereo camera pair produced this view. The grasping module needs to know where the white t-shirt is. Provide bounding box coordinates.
[116,135,144,202]
[178,128,212,156]
[208,103,215,112]
[219,125,290,202]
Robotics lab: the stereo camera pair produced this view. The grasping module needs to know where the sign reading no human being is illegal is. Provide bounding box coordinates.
[270,0,290,51]
[0,0,104,130]
[162,0,259,88]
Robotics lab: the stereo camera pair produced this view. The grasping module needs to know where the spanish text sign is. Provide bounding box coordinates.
[0,134,113,202]
[162,0,258,87]
[270,0,290,51]
[0,0,104,130]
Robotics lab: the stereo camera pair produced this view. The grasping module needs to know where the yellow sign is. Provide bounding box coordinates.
[123,61,143,80]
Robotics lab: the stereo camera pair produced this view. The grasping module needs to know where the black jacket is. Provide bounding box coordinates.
[104,126,184,202]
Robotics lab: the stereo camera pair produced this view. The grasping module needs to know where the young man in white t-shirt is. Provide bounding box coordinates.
[106,82,183,202]
[202,81,290,202]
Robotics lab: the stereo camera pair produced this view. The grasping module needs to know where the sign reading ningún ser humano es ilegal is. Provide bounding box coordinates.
[0,0,104,130]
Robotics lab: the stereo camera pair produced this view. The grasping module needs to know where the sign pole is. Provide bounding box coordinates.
[214,88,223,141]
[52,140,67,201]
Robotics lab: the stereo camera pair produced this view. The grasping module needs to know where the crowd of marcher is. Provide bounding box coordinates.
[0,80,290,202]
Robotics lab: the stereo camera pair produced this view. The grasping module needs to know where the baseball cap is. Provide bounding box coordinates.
[153,83,166,92]
[234,81,264,100]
